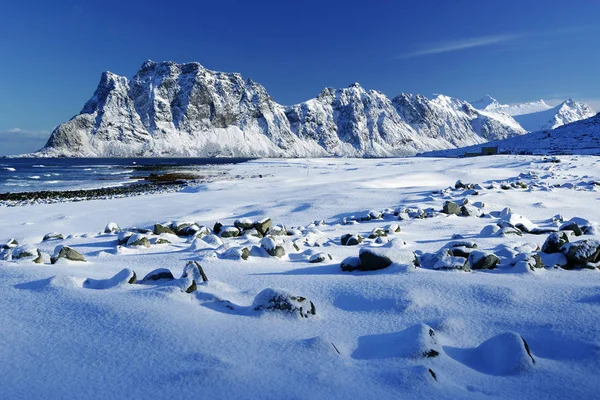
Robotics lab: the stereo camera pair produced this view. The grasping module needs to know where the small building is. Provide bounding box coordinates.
[481,146,499,155]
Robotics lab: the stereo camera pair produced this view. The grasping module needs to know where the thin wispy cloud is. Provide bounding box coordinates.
[397,34,521,59]
[397,26,593,59]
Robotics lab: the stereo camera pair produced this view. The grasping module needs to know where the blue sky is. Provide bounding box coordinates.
[1,0,599,155]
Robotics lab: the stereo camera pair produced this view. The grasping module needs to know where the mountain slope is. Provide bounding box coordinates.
[421,112,600,157]
[37,61,527,157]
[470,95,595,132]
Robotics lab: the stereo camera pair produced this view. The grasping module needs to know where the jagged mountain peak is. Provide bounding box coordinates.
[37,60,532,158]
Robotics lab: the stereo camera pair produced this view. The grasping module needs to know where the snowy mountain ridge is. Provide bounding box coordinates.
[36,60,528,157]
[469,95,595,132]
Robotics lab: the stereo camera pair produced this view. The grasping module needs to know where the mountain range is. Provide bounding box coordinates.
[469,95,596,132]
[35,60,595,157]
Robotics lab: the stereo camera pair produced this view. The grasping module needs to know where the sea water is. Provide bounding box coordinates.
[0,158,251,193]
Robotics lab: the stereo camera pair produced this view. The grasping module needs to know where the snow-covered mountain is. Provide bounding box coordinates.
[421,112,600,157]
[470,95,595,132]
[37,61,528,157]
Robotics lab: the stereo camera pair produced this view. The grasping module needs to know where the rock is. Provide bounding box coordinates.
[358,248,393,271]
[155,238,171,245]
[1,238,19,250]
[266,225,287,236]
[13,246,38,260]
[219,246,250,260]
[560,239,600,268]
[260,237,285,257]
[213,221,223,235]
[308,252,331,263]
[219,226,241,238]
[42,232,64,241]
[341,234,363,246]
[469,251,500,270]
[542,232,569,254]
[465,332,535,375]
[495,227,523,237]
[433,254,470,271]
[449,246,475,258]
[117,231,134,245]
[103,222,121,233]
[455,180,474,190]
[480,224,500,237]
[442,201,461,215]
[153,223,175,235]
[83,268,137,289]
[142,268,175,282]
[182,260,209,283]
[559,221,583,236]
[252,288,316,318]
[254,218,272,236]
[51,245,86,263]
[33,250,44,264]
[368,227,388,239]
[234,218,255,230]
[386,223,401,234]
[461,204,482,217]
[172,222,199,236]
[353,324,440,360]
[368,210,383,220]
[127,234,151,248]
[242,228,263,238]
[192,226,211,239]
[340,256,361,272]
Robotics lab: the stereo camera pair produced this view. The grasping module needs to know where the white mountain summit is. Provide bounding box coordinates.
[470,95,595,132]
[38,61,531,157]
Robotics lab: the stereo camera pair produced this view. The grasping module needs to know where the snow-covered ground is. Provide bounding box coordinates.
[1,156,599,399]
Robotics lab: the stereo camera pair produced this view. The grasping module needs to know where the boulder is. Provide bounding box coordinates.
[266,225,287,236]
[155,238,171,245]
[468,251,500,270]
[192,226,211,239]
[127,234,151,248]
[234,218,255,230]
[368,227,387,239]
[13,246,38,260]
[386,224,401,234]
[254,218,272,236]
[252,288,316,318]
[213,221,223,235]
[83,268,137,289]
[341,234,363,246]
[153,223,175,235]
[51,245,86,263]
[541,232,569,254]
[117,231,134,245]
[340,256,362,272]
[103,222,121,233]
[308,252,332,263]
[172,222,200,236]
[142,268,175,282]
[442,201,461,215]
[560,239,600,268]
[42,232,64,241]
[219,246,250,260]
[1,238,18,250]
[358,248,393,271]
[219,226,241,238]
[368,210,383,220]
[461,204,482,217]
[559,221,583,236]
[260,237,285,257]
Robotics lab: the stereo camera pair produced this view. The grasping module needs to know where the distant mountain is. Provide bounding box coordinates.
[35,61,526,157]
[470,95,595,132]
[421,112,600,157]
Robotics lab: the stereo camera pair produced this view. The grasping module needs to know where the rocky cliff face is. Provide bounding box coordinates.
[38,60,528,157]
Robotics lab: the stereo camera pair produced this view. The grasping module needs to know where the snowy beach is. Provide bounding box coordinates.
[1,155,599,399]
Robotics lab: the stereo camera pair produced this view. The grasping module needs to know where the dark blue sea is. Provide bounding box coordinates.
[0,158,251,193]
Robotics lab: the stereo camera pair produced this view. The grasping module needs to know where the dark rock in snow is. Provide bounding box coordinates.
[219,226,241,238]
[341,256,362,272]
[542,232,569,254]
[51,245,86,263]
[253,288,316,318]
[559,221,583,236]
[560,239,600,268]
[358,248,393,271]
[309,252,331,263]
[153,223,175,235]
[341,234,363,246]
[104,222,121,233]
[469,251,500,270]
[254,218,272,236]
[442,201,461,215]
[42,232,64,241]
[213,221,223,235]
[142,268,175,282]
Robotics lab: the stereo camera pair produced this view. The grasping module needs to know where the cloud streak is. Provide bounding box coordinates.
[396,26,594,59]
[397,34,520,59]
